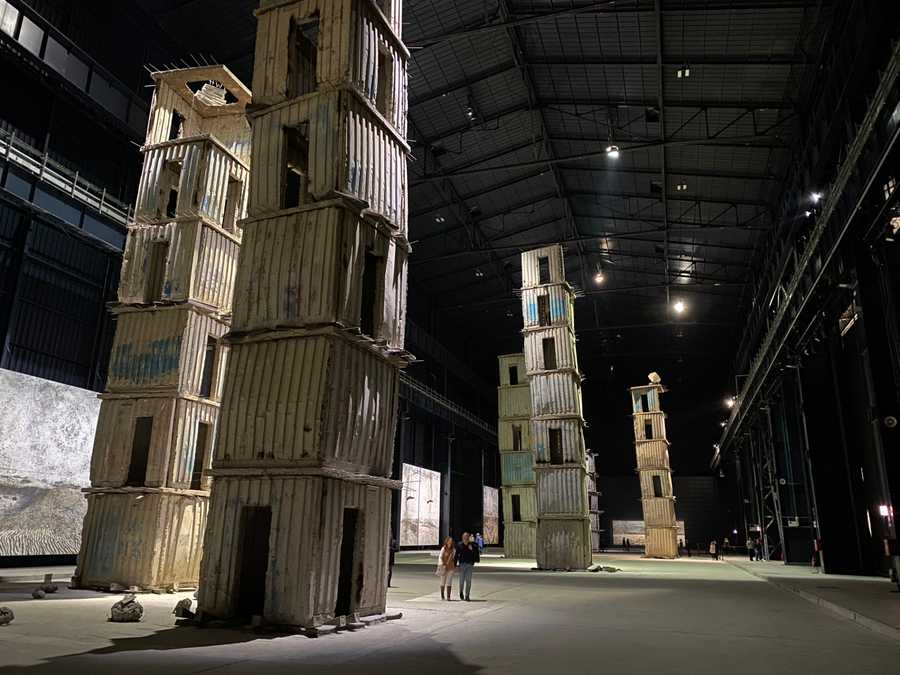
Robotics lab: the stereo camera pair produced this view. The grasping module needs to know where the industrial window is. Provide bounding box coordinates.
[126,417,153,487]
[511,494,522,522]
[222,176,243,231]
[512,424,522,452]
[360,250,383,337]
[508,365,518,385]
[644,420,653,440]
[283,125,311,208]
[375,46,393,117]
[287,17,318,98]
[168,109,185,140]
[190,422,210,490]
[538,256,550,284]
[542,337,557,370]
[640,393,649,412]
[652,474,664,498]
[537,294,550,326]
[145,241,169,302]
[161,160,181,219]
[548,428,563,464]
[199,337,216,398]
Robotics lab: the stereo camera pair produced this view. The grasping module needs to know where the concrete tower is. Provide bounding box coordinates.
[74,66,251,591]
[629,374,678,558]
[196,0,410,629]
[498,353,535,558]
[519,245,591,570]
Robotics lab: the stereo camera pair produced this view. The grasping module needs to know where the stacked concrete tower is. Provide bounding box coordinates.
[75,66,251,590]
[196,0,410,629]
[519,245,591,570]
[629,374,678,558]
[497,353,536,558]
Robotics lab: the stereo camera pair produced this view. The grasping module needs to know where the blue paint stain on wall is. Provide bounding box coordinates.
[550,298,566,320]
[502,452,535,483]
[110,337,182,384]
[526,302,537,324]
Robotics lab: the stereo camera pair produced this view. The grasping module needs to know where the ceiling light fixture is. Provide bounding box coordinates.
[605,145,620,159]
[725,396,735,409]
[435,215,446,223]
[675,183,688,191]
[673,299,686,314]
[676,66,691,78]
[594,271,606,284]
[811,191,823,204]
[474,268,484,278]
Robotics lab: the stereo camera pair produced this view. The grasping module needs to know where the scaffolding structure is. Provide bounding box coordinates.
[519,244,591,569]
[74,66,251,590]
[497,353,536,558]
[629,374,678,558]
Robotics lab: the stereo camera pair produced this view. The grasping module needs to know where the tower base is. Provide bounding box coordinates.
[197,474,393,628]
[74,489,207,591]
[503,521,537,558]
[535,517,592,570]
[644,527,679,558]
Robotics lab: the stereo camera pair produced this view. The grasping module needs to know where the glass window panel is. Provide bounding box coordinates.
[18,15,43,56]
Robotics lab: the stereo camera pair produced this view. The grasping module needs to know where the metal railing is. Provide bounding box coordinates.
[0,127,132,225]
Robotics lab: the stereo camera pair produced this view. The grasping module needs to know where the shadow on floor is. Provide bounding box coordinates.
[2,621,486,674]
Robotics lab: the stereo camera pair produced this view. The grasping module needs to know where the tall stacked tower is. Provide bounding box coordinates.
[629,374,678,558]
[75,67,251,590]
[497,353,535,558]
[197,0,410,628]
[519,245,591,570]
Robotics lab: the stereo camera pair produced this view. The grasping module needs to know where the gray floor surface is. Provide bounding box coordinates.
[1,553,899,674]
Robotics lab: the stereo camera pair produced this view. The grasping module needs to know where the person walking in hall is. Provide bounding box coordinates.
[723,536,731,557]
[709,539,718,560]
[475,532,484,554]
[455,532,480,601]
[746,536,756,561]
[755,538,764,561]
[436,536,457,600]
[685,539,692,557]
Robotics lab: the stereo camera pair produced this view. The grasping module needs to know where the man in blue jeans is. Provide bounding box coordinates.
[455,532,480,601]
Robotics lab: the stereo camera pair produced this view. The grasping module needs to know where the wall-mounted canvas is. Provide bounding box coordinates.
[400,462,441,547]
[483,485,499,544]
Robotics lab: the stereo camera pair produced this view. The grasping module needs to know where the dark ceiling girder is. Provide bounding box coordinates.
[567,189,772,209]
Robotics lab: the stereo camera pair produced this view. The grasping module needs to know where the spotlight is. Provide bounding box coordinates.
[803,210,812,218]
[605,145,620,159]
[720,420,727,427]
[725,396,735,409]
[474,268,484,278]
[673,300,685,314]
[675,183,688,191]
[594,272,606,284]
[435,215,446,223]
[811,191,823,204]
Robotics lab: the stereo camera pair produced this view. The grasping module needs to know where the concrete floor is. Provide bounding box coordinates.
[1,553,899,674]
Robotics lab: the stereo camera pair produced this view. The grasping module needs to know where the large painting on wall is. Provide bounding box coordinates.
[612,520,686,547]
[0,369,99,557]
[483,486,499,544]
[400,463,441,547]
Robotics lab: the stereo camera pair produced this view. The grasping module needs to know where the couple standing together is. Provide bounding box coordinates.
[435,532,480,601]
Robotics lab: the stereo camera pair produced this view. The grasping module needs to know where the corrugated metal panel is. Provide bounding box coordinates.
[106,307,228,397]
[198,475,390,626]
[640,471,674,500]
[642,497,677,527]
[523,327,579,373]
[632,411,668,440]
[535,518,591,570]
[77,491,207,589]
[232,207,406,350]
[498,418,531,452]
[497,353,527,386]
[635,440,671,471]
[645,526,679,558]
[193,223,241,312]
[531,418,584,463]
[501,451,534,484]
[529,371,583,417]
[503,522,536,558]
[498,383,531,420]
[520,244,566,289]
[216,333,398,476]
[521,287,574,330]
[91,396,175,486]
[502,485,536,522]
[535,467,587,516]
[630,384,661,413]
[169,398,219,489]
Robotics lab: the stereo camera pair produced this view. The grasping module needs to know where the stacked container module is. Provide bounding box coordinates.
[196,0,411,629]
[74,66,252,591]
[497,354,536,558]
[629,375,678,558]
[587,453,602,552]
[519,244,592,570]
